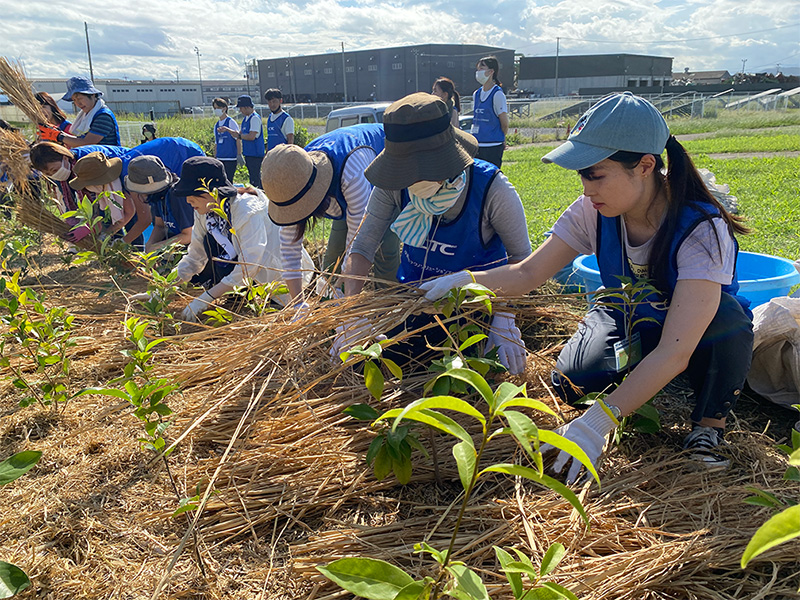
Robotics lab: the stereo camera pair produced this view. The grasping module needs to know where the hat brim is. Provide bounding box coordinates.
[69,157,122,190]
[62,88,103,102]
[267,152,334,226]
[541,139,616,171]
[365,128,478,190]
[124,175,171,195]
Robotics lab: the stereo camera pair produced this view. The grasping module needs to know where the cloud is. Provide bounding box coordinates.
[0,0,796,80]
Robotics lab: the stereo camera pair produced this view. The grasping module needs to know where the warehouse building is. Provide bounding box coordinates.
[518,54,673,97]
[257,44,514,103]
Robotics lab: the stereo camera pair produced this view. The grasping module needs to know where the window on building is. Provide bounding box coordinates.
[285,70,290,77]
[267,72,275,78]
[640,79,649,87]
[368,65,378,72]
[627,79,637,87]
[447,61,455,68]
[304,69,312,76]
[392,63,403,70]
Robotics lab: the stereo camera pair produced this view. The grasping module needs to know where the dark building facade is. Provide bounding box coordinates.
[518,54,673,96]
[257,44,514,103]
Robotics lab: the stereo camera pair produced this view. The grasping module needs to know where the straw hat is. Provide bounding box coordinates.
[262,145,333,226]
[69,152,122,190]
[364,92,478,190]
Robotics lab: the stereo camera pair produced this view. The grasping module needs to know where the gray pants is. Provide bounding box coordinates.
[323,218,400,286]
[552,293,754,423]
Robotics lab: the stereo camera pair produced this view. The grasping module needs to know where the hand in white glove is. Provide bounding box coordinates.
[485,312,526,374]
[540,401,618,484]
[417,270,475,302]
[180,291,215,322]
[128,292,154,303]
[330,318,386,360]
[289,301,311,323]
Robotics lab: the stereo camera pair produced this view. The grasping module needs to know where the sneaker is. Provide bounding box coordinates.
[682,426,730,471]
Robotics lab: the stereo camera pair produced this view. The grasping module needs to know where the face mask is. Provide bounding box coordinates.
[214,108,224,117]
[86,184,107,194]
[143,131,154,139]
[408,180,443,199]
[475,70,490,85]
[50,161,71,181]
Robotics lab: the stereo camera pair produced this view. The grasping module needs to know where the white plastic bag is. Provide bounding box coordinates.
[748,297,800,407]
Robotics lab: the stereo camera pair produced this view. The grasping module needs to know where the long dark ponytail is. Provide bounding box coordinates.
[477,56,501,87]
[611,136,749,292]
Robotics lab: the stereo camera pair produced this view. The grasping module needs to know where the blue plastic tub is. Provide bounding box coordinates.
[573,251,800,308]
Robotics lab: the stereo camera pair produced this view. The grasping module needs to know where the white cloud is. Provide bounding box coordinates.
[0,0,796,80]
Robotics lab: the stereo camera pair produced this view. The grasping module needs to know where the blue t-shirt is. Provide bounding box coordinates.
[121,137,205,179]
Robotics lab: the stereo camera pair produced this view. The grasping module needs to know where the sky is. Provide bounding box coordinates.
[1,0,798,82]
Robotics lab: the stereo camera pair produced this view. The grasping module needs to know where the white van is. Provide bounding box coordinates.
[325,103,392,132]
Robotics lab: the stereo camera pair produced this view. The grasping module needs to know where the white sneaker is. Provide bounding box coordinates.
[683,426,730,471]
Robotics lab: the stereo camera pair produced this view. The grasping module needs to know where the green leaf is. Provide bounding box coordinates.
[784,466,800,482]
[364,361,385,400]
[379,408,474,447]
[494,547,524,599]
[504,410,539,460]
[539,543,566,577]
[0,561,31,598]
[453,440,476,492]
[415,542,446,565]
[741,504,800,567]
[537,430,600,484]
[743,496,782,508]
[317,557,414,600]
[382,358,403,381]
[540,582,580,600]
[344,403,381,421]
[440,368,494,407]
[393,580,429,600]
[458,333,487,352]
[373,445,392,481]
[447,563,490,600]
[0,451,42,486]
[789,446,800,467]
[480,464,589,526]
[391,396,486,431]
[392,456,412,484]
[366,436,385,466]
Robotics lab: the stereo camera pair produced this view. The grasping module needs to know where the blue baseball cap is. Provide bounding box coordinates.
[236,94,254,108]
[542,92,670,170]
[62,76,103,102]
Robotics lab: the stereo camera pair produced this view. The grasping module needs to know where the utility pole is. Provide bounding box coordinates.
[341,42,348,103]
[554,37,560,98]
[84,22,94,81]
[175,68,179,82]
[194,46,203,104]
[741,58,747,74]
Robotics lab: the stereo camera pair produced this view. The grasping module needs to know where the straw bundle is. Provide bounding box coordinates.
[0,57,48,125]
[0,127,32,188]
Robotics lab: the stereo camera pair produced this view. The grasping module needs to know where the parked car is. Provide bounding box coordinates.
[325,103,392,132]
[458,114,473,132]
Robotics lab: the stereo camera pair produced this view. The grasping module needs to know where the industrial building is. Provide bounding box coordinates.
[257,44,514,103]
[518,54,673,97]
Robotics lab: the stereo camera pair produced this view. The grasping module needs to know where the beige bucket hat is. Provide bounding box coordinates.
[364,92,478,190]
[69,152,122,190]
[261,144,334,226]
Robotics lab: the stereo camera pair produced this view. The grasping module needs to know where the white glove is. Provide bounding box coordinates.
[330,318,386,360]
[540,401,618,484]
[417,270,475,301]
[180,291,215,322]
[485,312,526,374]
[289,301,311,323]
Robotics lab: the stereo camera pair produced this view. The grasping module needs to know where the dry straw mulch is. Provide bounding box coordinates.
[0,249,798,600]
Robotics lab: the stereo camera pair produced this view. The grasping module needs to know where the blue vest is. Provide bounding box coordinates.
[148,185,194,237]
[91,105,121,146]
[596,201,751,323]
[241,113,265,157]
[471,86,504,145]
[266,112,289,150]
[215,116,238,160]
[71,144,130,162]
[397,160,508,284]
[304,123,385,219]
[121,137,205,179]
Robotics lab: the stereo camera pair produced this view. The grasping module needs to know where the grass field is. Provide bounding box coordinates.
[504,128,800,259]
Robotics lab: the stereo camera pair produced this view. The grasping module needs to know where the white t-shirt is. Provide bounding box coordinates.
[243,112,262,136]
[552,195,736,285]
[269,111,295,138]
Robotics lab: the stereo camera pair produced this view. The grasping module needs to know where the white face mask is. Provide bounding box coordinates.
[50,160,71,181]
[408,180,443,199]
[86,184,107,194]
[475,70,490,85]
[214,108,224,117]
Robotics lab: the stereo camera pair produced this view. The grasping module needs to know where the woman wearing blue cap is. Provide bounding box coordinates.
[420,92,753,478]
[38,76,120,148]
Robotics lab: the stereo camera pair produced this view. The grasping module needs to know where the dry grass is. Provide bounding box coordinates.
[0,58,48,126]
[0,240,798,600]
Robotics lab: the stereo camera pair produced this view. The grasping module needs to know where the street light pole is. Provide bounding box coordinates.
[194,46,203,104]
[341,42,348,103]
[84,22,94,81]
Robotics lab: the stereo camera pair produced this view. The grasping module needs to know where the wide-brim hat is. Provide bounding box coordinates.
[69,152,122,190]
[62,76,103,102]
[236,94,254,108]
[125,155,171,194]
[365,92,478,190]
[542,92,670,171]
[261,145,333,226]
[173,156,236,198]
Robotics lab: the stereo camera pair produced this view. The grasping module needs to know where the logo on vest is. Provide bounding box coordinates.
[424,240,457,256]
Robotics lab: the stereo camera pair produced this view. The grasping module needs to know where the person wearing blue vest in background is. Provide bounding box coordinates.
[261,123,399,304]
[37,77,120,148]
[470,56,508,168]
[30,141,130,242]
[263,88,294,153]
[338,93,532,369]
[421,93,754,478]
[212,97,240,183]
[219,95,264,188]
[123,156,194,253]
